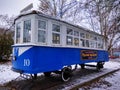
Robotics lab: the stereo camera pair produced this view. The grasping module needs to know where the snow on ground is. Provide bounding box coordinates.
[103,71,120,90]
[0,62,19,85]
[79,67,120,90]
[63,60,120,90]
[77,59,120,90]
[87,59,120,90]
[104,60,120,69]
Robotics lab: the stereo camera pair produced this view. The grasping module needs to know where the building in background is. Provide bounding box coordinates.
[110,46,120,59]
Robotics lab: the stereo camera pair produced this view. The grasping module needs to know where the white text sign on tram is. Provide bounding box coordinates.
[24,59,30,66]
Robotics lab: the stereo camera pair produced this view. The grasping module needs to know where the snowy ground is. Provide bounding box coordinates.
[0,62,19,86]
[92,71,120,90]
[0,59,120,88]
[78,58,120,90]
[62,59,120,90]
[79,68,120,90]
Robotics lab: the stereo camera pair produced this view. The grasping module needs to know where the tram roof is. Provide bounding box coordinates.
[15,10,103,37]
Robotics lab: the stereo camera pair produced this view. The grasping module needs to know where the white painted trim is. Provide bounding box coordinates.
[62,25,66,46]
[31,15,36,44]
[13,43,105,51]
[18,46,32,56]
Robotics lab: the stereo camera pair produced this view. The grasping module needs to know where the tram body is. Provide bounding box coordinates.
[12,11,109,81]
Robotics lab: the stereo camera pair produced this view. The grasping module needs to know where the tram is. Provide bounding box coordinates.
[12,10,109,81]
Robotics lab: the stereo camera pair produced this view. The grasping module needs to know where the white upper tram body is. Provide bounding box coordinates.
[14,10,106,51]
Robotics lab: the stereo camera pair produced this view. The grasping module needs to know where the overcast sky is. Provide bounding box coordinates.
[0,0,39,16]
[0,0,92,30]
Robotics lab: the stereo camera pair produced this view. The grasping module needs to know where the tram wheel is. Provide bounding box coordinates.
[61,67,72,82]
[97,62,104,70]
[44,72,51,77]
[31,74,37,79]
[80,64,85,69]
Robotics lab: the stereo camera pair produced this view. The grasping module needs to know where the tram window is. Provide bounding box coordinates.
[66,36,73,45]
[98,43,103,49]
[90,35,93,40]
[38,20,46,43]
[67,28,73,35]
[16,23,21,43]
[86,40,89,47]
[98,37,100,40]
[38,20,46,29]
[52,33,60,44]
[38,30,46,43]
[86,34,90,39]
[74,31,79,36]
[52,24,60,44]
[95,42,97,48]
[90,41,95,48]
[80,39,85,47]
[94,36,97,40]
[101,44,103,49]
[97,36,103,49]
[80,33,85,38]
[52,24,60,32]
[23,20,31,43]
[74,38,79,46]
[98,37,102,42]
[98,43,101,48]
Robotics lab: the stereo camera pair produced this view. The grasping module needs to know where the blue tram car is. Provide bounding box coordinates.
[12,10,109,81]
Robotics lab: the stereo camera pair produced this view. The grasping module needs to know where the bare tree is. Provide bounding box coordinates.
[83,0,120,52]
[0,14,14,30]
[38,0,78,19]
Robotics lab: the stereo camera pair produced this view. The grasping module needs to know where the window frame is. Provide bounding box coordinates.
[66,28,80,46]
[23,20,31,43]
[80,32,85,38]
[37,19,47,44]
[66,36,73,45]
[66,28,73,46]
[52,23,61,45]
[80,32,86,47]
[16,22,21,44]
